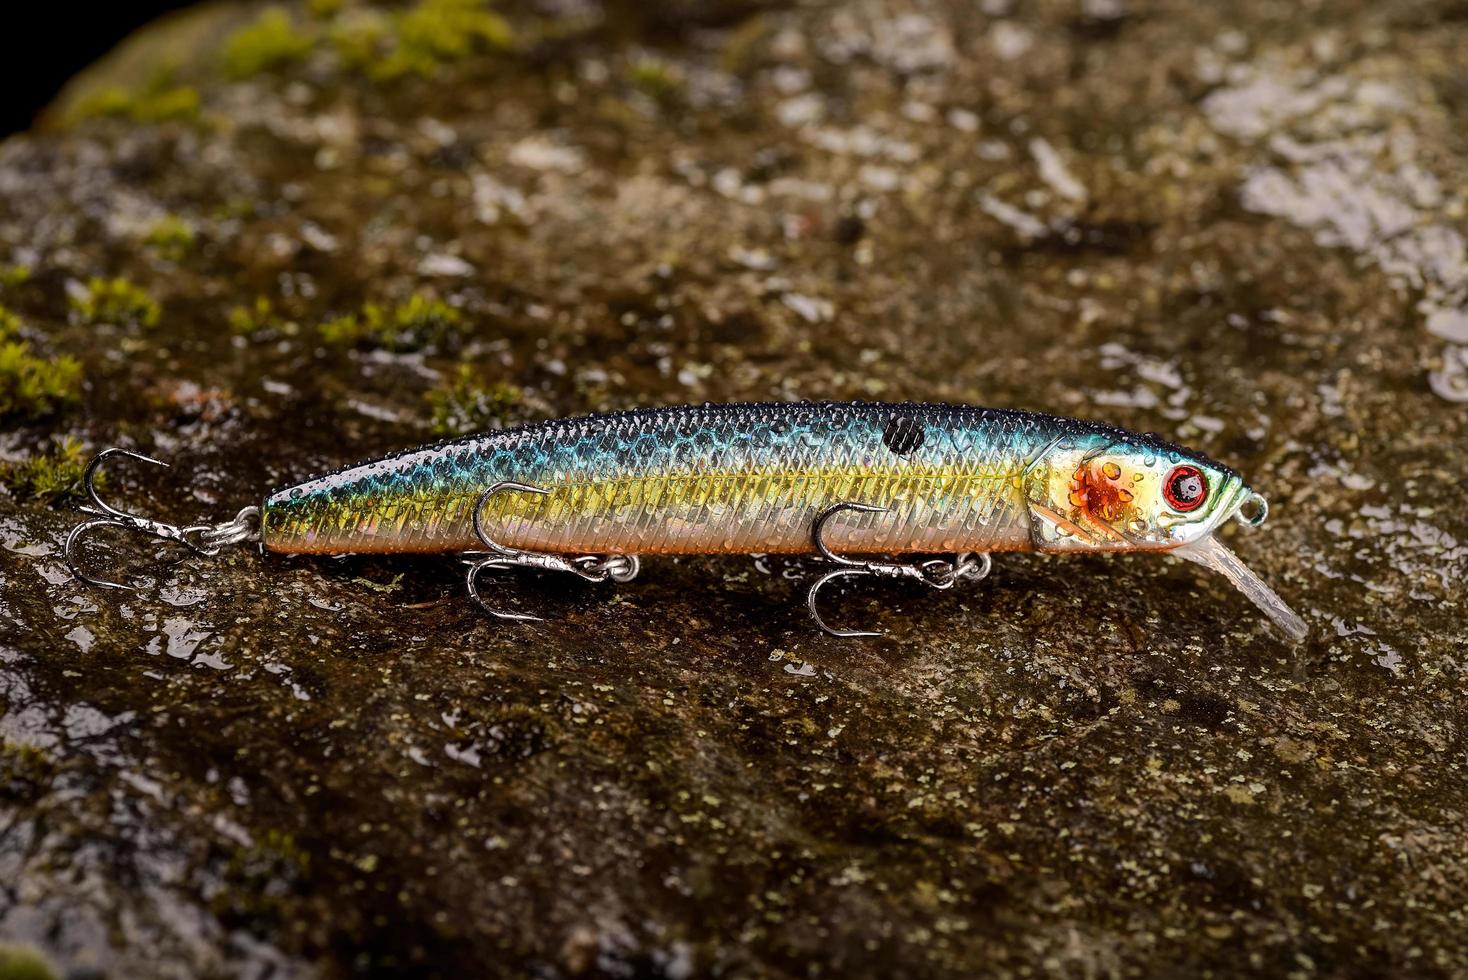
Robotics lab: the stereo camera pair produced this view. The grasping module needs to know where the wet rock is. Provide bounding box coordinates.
[2,0,1466,976]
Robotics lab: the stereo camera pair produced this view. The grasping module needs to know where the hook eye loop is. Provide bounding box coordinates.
[1235,491,1269,528]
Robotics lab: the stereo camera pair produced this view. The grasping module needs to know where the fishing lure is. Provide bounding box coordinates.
[64,402,1307,641]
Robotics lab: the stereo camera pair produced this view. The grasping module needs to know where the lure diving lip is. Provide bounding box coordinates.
[63,401,1307,641]
[1173,535,1307,643]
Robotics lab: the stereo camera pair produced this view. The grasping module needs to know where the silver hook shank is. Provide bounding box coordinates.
[806,501,991,638]
[464,482,638,621]
[63,448,259,590]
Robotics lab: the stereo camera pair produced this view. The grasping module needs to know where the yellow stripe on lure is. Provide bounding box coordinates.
[64,402,1306,641]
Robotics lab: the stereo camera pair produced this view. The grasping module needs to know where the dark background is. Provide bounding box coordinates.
[2,3,194,136]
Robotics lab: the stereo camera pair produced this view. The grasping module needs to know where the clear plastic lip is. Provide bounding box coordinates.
[1173,532,1308,643]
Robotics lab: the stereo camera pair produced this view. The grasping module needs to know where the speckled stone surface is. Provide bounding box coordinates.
[1,1,1465,977]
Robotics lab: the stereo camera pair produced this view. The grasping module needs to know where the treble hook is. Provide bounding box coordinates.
[464,481,639,622]
[806,501,992,638]
[63,448,259,590]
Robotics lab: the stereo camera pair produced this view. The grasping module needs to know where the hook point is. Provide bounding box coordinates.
[64,447,254,592]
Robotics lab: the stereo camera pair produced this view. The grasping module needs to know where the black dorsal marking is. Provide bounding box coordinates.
[882,415,925,455]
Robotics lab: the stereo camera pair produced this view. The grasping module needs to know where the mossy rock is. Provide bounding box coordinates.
[1,0,1466,977]
[0,943,59,980]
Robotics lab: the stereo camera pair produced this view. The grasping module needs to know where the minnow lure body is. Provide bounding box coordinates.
[66,402,1306,640]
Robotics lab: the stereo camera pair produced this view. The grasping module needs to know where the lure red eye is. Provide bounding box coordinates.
[1163,465,1207,512]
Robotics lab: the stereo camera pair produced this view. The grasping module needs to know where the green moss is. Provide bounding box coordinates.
[392,294,465,341]
[370,0,512,80]
[317,312,363,345]
[0,265,31,292]
[307,0,346,18]
[398,0,512,59]
[67,72,201,126]
[351,572,404,593]
[228,296,296,338]
[0,309,82,420]
[425,365,523,435]
[0,942,60,980]
[1,738,57,809]
[1,741,52,778]
[70,277,160,329]
[0,345,82,420]
[234,829,311,877]
[69,86,133,121]
[628,57,683,106]
[328,10,390,71]
[221,7,316,80]
[73,84,199,124]
[212,829,312,928]
[318,294,466,350]
[1,437,92,503]
[719,14,773,75]
[132,85,203,123]
[213,197,259,222]
[318,0,513,81]
[144,216,197,261]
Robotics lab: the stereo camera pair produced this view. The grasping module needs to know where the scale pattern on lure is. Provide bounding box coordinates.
[64,402,1307,641]
[263,403,1243,555]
